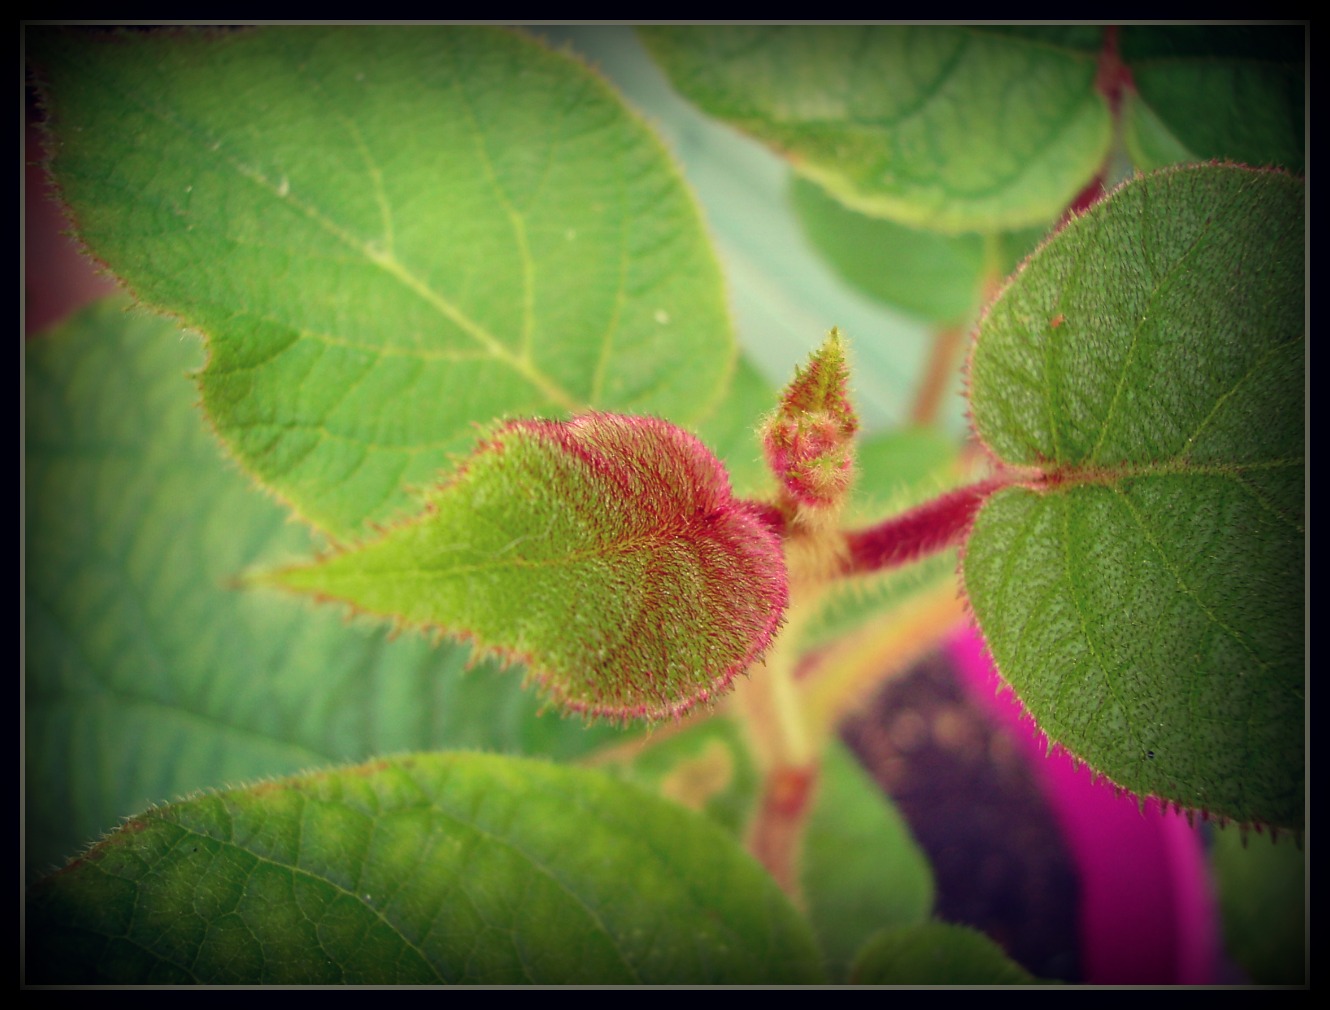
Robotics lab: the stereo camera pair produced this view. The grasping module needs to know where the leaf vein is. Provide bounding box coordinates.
[1113,484,1268,672]
[1180,333,1303,459]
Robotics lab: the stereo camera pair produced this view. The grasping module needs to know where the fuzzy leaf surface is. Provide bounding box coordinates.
[32,26,734,540]
[1121,26,1306,174]
[26,753,825,984]
[272,413,788,720]
[965,165,1304,827]
[640,26,1110,233]
[24,299,626,875]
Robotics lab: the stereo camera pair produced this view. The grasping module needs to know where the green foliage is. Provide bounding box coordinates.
[965,166,1304,828]
[802,743,935,981]
[26,24,1304,986]
[26,753,824,984]
[641,26,1111,232]
[32,26,734,540]
[790,176,989,325]
[599,716,761,838]
[1212,829,1307,985]
[24,301,624,876]
[849,921,1045,984]
[1121,26,1306,173]
[270,413,787,719]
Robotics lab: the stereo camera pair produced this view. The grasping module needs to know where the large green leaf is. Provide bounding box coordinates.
[964,165,1304,827]
[26,752,825,984]
[1122,26,1306,174]
[269,413,788,720]
[24,299,626,875]
[32,26,734,540]
[640,26,1111,233]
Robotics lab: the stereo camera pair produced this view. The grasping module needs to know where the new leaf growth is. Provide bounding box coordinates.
[762,328,859,521]
[269,413,789,721]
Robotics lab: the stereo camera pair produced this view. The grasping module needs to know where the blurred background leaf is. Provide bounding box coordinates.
[25,300,630,874]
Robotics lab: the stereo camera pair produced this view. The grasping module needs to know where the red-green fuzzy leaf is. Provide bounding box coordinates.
[269,413,788,720]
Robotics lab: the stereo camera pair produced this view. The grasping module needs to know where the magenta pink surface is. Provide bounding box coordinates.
[949,628,1221,984]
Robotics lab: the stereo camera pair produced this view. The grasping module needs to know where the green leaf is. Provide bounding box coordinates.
[32,26,734,541]
[640,26,1111,233]
[269,413,788,721]
[849,921,1043,985]
[802,743,934,981]
[25,299,627,875]
[1212,829,1306,984]
[790,176,986,324]
[1122,26,1306,173]
[964,164,1304,827]
[26,752,825,984]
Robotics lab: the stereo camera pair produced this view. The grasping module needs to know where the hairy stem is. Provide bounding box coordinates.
[842,473,1012,575]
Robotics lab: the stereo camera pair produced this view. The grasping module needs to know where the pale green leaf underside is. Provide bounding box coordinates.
[25,299,626,875]
[965,165,1304,827]
[33,26,733,540]
[789,176,986,324]
[849,921,1043,985]
[26,753,824,985]
[640,25,1111,233]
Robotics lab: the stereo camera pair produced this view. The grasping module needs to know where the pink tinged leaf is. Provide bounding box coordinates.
[271,412,789,721]
[762,329,860,511]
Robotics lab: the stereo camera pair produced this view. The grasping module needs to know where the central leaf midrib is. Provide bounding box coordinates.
[362,519,727,581]
[1022,455,1300,489]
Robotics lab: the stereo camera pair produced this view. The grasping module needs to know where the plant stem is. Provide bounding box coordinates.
[747,764,818,901]
[909,321,967,426]
[729,595,821,901]
[842,473,1013,575]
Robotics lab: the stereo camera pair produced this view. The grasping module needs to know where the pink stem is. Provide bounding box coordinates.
[842,474,1012,575]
